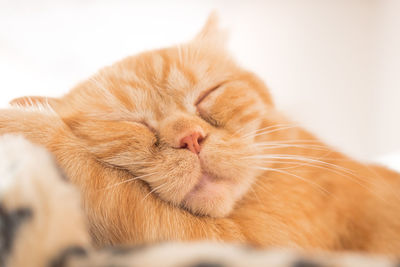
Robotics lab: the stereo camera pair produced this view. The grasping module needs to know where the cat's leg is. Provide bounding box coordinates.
[0,135,90,267]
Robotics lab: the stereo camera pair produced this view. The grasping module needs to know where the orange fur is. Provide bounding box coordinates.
[1,14,400,255]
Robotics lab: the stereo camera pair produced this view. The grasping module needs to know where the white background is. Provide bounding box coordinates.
[0,0,399,168]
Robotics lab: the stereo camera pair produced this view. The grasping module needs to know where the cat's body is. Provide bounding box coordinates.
[2,14,400,255]
[0,135,395,267]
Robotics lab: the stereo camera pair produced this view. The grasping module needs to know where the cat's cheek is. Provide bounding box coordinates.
[199,134,254,184]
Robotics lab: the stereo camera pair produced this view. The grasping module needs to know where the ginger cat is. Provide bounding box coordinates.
[2,14,400,255]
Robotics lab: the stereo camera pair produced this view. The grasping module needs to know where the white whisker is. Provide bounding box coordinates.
[251,143,329,151]
[244,126,300,140]
[142,183,167,202]
[245,154,352,174]
[242,123,299,139]
[100,172,160,191]
[258,139,321,144]
[255,166,330,195]
[250,155,391,203]
[256,159,371,188]
[242,123,295,138]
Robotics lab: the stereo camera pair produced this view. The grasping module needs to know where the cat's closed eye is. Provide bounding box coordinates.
[196,84,223,127]
[195,84,222,106]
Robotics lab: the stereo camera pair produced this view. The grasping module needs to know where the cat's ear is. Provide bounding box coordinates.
[193,12,228,48]
[10,96,61,112]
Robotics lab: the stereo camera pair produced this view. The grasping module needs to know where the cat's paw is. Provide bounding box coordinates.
[0,135,90,267]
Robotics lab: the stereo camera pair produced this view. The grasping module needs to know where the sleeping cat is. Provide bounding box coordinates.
[2,14,400,255]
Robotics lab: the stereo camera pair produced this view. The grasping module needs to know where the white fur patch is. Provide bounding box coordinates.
[0,135,33,195]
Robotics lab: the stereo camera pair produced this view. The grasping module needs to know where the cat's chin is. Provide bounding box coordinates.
[181,173,236,218]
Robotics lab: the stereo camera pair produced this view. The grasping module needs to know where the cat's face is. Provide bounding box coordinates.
[13,15,274,217]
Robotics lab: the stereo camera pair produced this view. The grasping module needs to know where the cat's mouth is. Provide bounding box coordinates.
[184,172,215,199]
[181,168,235,217]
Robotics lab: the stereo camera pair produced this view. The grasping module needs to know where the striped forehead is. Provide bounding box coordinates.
[92,45,232,122]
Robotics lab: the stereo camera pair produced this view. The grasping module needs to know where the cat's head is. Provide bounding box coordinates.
[11,14,276,218]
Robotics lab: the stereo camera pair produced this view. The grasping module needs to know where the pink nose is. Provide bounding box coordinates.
[180,132,204,154]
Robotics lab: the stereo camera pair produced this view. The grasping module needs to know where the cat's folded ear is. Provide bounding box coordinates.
[10,96,61,112]
[193,11,228,48]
